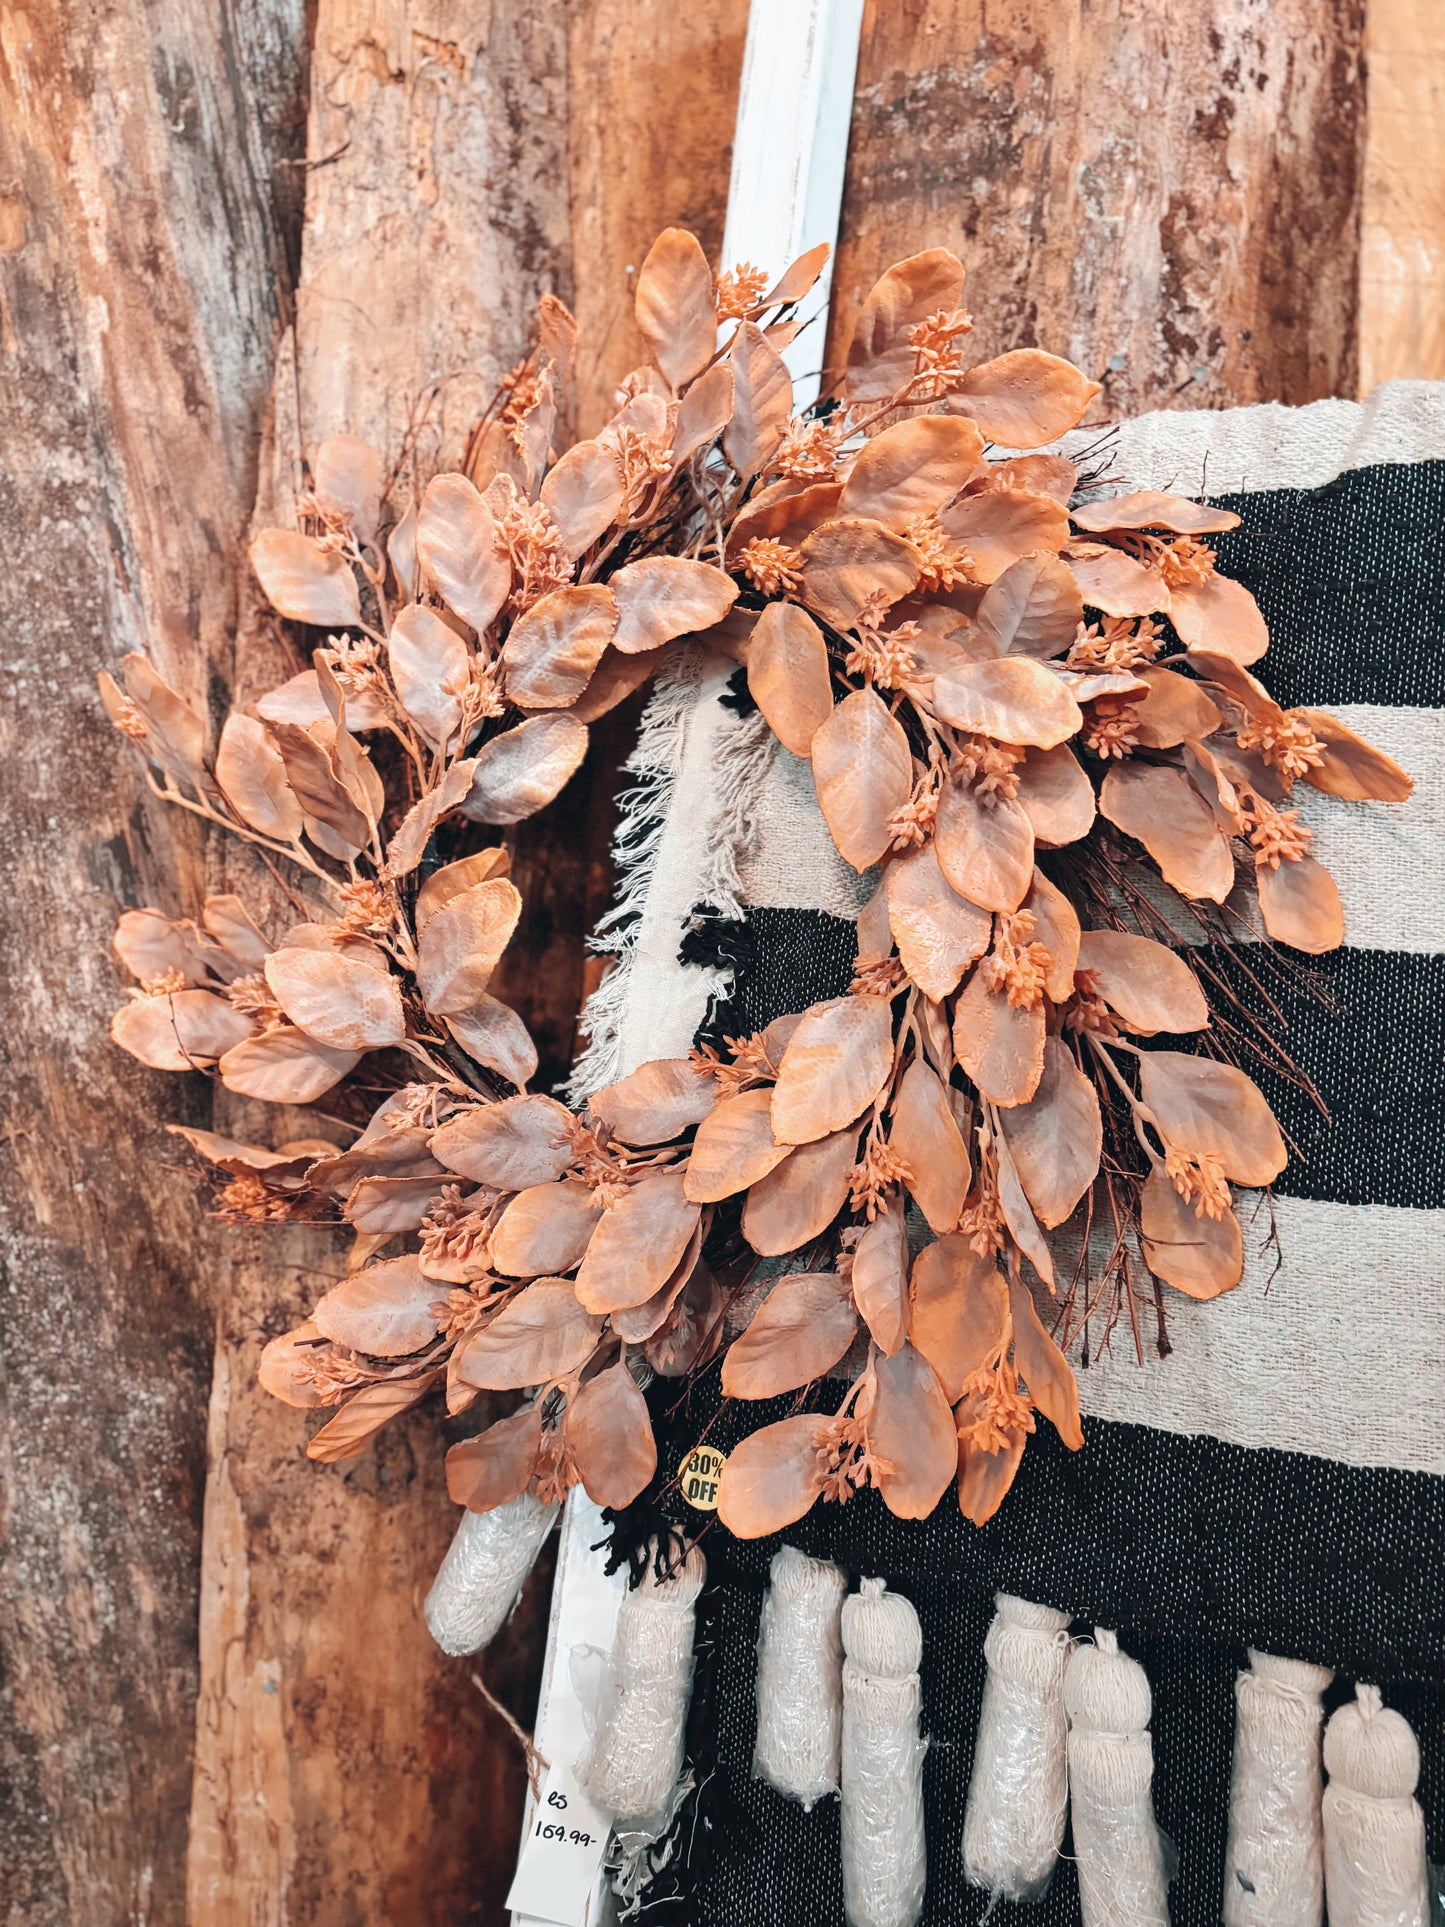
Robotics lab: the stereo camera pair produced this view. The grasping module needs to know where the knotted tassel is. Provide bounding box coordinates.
[840,1578,927,1927]
[424,1491,557,1656]
[753,1545,849,1809]
[1064,1628,1170,1927]
[962,1593,1072,1902]
[581,1542,706,1827]
[1321,1683,1430,1927]
[1223,1649,1334,1926]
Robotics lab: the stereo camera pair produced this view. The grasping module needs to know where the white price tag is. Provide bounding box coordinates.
[505,1760,612,1926]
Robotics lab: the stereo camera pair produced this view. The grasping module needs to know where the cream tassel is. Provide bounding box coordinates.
[423,1491,557,1656]
[581,1542,706,1826]
[840,1578,927,1927]
[1064,1628,1170,1927]
[1223,1649,1333,1925]
[961,1593,1071,1902]
[753,1545,848,1809]
[1321,1683,1431,1927]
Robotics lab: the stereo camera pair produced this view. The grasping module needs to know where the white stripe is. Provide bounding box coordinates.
[1054,1194,1445,1475]
[735,738,875,919]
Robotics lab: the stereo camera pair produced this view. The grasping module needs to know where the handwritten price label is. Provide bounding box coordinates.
[505,1761,612,1925]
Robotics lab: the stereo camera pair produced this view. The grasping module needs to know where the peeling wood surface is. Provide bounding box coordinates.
[1360,0,1445,387]
[828,0,1368,415]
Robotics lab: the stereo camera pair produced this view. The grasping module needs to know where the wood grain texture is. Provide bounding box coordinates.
[1360,0,1445,387]
[828,0,1368,416]
[0,3,307,1922]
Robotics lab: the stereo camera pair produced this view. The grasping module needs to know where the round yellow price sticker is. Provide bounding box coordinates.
[677,1444,727,1511]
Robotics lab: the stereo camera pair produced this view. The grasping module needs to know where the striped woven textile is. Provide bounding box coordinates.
[571,381,1445,1926]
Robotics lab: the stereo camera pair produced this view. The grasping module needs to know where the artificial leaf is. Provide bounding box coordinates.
[1064,545,1164,617]
[415,473,511,633]
[952,972,1046,1107]
[976,553,1082,659]
[846,248,966,401]
[983,454,1078,504]
[1008,1278,1081,1447]
[837,415,984,529]
[431,1094,575,1189]
[382,756,479,879]
[934,780,1035,913]
[415,849,511,929]
[890,1059,970,1232]
[723,321,791,479]
[573,645,665,723]
[742,1125,858,1256]
[932,657,1083,749]
[113,655,211,791]
[1014,743,1096,846]
[726,477,842,563]
[388,603,469,746]
[771,996,895,1145]
[956,1403,1027,1524]
[218,1028,361,1103]
[810,687,913,871]
[265,721,372,851]
[1294,708,1414,802]
[111,989,253,1071]
[997,1037,1101,1228]
[610,1225,705,1343]
[1022,870,1080,1001]
[503,584,618,708]
[909,1237,1007,1402]
[1139,1162,1244,1298]
[634,227,716,390]
[647,1260,727,1378]
[456,1280,603,1390]
[1168,572,1269,664]
[388,499,418,601]
[113,908,214,985]
[798,517,922,632]
[886,843,992,1000]
[564,1363,657,1508]
[444,996,539,1090]
[342,1174,444,1234]
[538,439,623,560]
[869,1342,958,1518]
[1099,763,1235,902]
[416,877,522,1015]
[249,529,361,626]
[306,1373,439,1463]
[1130,666,1223,748]
[1071,490,1240,536]
[672,361,735,466]
[1137,1051,1286,1186]
[1255,852,1345,953]
[722,1272,858,1399]
[313,1255,441,1356]
[263,946,406,1051]
[935,489,1070,582]
[446,1404,542,1512]
[258,1321,330,1408]
[216,713,304,841]
[463,712,589,824]
[307,1127,442,1198]
[255,666,382,732]
[683,1087,791,1202]
[746,602,833,756]
[609,557,738,654]
[1075,929,1209,1034]
[489,1180,603,1278]
[994,1129,1055,1286]
[590,1057,717,1146]
[850,1199,910,1354]
[203,896,269,969]
[950,350,1101,447]
[761,242,830,308]
[716,1414,830,1537]
[312,433,382,542]
[574,1170,701,1314]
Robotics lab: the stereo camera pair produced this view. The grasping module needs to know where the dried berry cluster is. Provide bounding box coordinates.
[105,231,1410,1537]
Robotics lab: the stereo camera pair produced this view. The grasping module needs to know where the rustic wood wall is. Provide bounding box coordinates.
[1,3,1440,1923]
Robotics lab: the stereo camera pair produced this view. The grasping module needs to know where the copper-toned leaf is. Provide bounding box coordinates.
[306,1372,439,1463]
[672,360,735,466]
[457,1280,603,1390]
[976,553,1083,659]
[203,896,268,970]
[416,877,522,1016]
[846,248,966,402]
[169,1125,331,1180]
[1294,708,1414,803]
[1015,743,1095,847]
[609,557,738,654]
[994,1127,1055,1285]
[218,1027,361,1103]
[314,1255,441,1357]
[886,843,990,1001]
[634,227,716,390]
[388,499,418,601]
[115,655,211,790]
[798,517,922,632]
[722,1272,858,1398]
[957,1416,1026,1525]
[761,242,830,308]
[869,1342,959,1518]
[950,350,1100,447]
[590,1057,717,1147]
[416,473,511,634]
[539,439,623,560]
[1255,852,1345,954]
[503,584,617,708]
[490,1180,603,1278]
[909,1237,1007,1402]
[1065,545,1165,618]
[1137,1051,1286,1186]
[265,720,371,851]
[263,946,405,1051]
[683,1087,790,1203]
[445,1405,542,1511]
[307,1126,441,1199]
[574,1170,701,1314]
[997,1037,1101,1229]
[952,973,1046,1107]
[851,1200,910,1354]
[1008,1278,1081,1447]
[343,1173,444,1234]
[462,712,589,825]
[725,477,842,564]
[1099,763,1235,902]
[810,686,913,872]
[610,1225,704,1344]
[838,416,984,529]
[415,849,511,930]
[431,1095,574,1189]
[723,321,791,480]
[255,666,382,732]
[111,989,253,1071]
[444,995,539,1090]
[1071,490,1240,536]
[1022,870,1080,1002]
[646,1260,726,1378]
[216,713,304,841]
[1076,930,1209,1034]
[890,1059,970,1233]
[113,908,214,985]
[313,433,382,542]
[743,1125,858,1256]
[1139,1162,1244,1298]
[746,602,833,756]
[573,645,664,723]
[771,996,895,1146]
[935,490,1070,583]
[1168,572,1268,664]
[382,756,479,880]
[934,781,1035,913]
[716,1414,829,1537]
[249,528,361,626]
[984,455,1079,504]
[258,1320,331,1408]
[933,657,1083,749]
[564,1363,657,1509]
[1130,666,1223,749]
[388,603,469,747]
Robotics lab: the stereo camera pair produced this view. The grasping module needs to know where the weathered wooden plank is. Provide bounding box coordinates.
[1360,0,1445,388]
[0,4,308,1922]
[828,0,1368,414]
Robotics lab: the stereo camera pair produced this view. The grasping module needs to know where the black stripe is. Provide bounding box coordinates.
[694,906,1445,1212]
[1208,459,1445,710]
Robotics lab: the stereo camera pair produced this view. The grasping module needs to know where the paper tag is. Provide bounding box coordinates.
[505,1759,612,1926]
[678,1443,727,1510]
